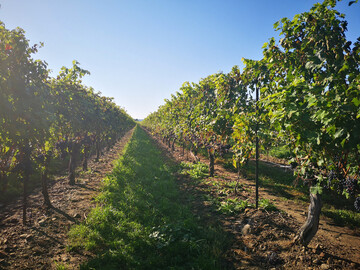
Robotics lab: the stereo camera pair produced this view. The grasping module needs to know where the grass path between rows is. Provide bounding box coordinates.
[68,126,228,269]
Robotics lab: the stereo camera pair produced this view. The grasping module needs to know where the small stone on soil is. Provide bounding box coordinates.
[320,263,330,269]
[241,224,251,235]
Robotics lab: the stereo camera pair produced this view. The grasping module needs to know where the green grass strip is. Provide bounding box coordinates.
[68,126,227,270]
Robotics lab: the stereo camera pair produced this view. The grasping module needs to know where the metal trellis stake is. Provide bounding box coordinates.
[255,84,259,209]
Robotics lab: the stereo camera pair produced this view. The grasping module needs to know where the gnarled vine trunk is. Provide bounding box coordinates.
[22,145,32,225]
[189,146,199,163]
[208,148,215,177]
[171,138,176,151]
[41,168,52,208]
[167,137,171,148]
[0,172,8,192]
[82,145,89,171]
[95,138,101,162]
[68,142,80,185]
[236,161,241,177]
[23,171,29,225]
[294,191,322,246]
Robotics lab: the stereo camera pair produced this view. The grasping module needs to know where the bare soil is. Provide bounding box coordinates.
[150,133,360,270]
[0,128,135,270]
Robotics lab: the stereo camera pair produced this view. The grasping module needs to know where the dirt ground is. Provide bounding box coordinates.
[0,128,135,270]
[150,133,360,270]
[1,127,359,270]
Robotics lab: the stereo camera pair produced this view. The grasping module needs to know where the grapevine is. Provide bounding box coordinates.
[143,0,360,246]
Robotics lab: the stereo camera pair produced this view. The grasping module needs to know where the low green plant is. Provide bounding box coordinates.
[267,145,292,160]
[54,262,68,270]
[218,198,251,215]
[180,161,209,181]
[322,207,360,228]
[258,198,278,212]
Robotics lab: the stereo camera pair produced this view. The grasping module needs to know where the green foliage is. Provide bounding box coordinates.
[218,198,251,215]
[267,145,293,160]
[144,0,360,214]
[258,198,278,211]
[0,20,135,210]
[260,0,360,194]
[323,207,360,228]
[180,161,209,181]
[54,262,69,270]
[68,127,227,269]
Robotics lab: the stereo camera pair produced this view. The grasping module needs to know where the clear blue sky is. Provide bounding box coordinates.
[1,0,359,119]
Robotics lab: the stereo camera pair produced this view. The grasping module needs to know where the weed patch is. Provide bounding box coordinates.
[180,161,209,181]
[323,207,360,228]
